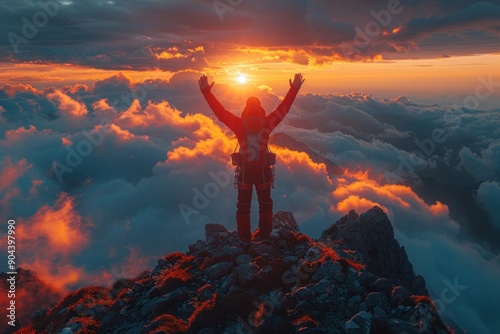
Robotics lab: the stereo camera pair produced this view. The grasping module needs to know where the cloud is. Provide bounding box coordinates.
[0,73,499,332]
[390,2,500,41]
[1,0,499,68]
[476,181,500,231]
[15,193,90,290]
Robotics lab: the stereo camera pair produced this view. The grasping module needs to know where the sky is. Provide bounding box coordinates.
[0,0,499,332]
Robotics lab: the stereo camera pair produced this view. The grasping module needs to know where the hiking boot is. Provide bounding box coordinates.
[237,214,251,242]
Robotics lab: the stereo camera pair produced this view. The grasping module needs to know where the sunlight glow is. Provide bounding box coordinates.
[237,75,247,84]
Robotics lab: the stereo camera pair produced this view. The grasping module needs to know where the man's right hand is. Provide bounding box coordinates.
[289,73,305,90]
[199,74,215,94]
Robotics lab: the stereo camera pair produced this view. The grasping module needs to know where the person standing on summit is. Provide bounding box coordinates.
[199,73,305,242]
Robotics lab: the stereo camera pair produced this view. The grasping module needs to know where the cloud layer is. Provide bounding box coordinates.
[0,72,499,332]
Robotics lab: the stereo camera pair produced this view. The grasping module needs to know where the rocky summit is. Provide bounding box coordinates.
[13,207,453,334]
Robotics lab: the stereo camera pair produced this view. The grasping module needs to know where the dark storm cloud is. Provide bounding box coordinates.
[390,1,500,40]
[1,0,499,68]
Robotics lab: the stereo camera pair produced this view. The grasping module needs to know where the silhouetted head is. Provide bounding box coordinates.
[241,96,265,132]
[242,96,265,118]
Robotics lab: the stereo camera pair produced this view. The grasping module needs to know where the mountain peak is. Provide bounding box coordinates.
[11,208,452,334]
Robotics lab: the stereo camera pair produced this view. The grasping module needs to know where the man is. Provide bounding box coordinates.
[199,73,305,242]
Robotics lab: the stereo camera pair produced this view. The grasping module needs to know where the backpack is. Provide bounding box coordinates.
[231,115,276,167]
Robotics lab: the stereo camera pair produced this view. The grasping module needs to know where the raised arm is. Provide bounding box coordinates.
[266,73,305,132]
[199,75,240,133]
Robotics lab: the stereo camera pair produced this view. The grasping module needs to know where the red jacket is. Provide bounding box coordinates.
[203,86,300,167]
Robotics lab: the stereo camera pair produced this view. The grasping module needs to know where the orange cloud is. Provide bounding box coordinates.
[92,98,114,112]
[0,157,31,193]
[93,246,154,287]
[5,125,38,143]
[95,123,150,142]
[429,201,449,216]
[273,145,328,175]
[29,179,43,196]
[335,195,387,215]
[18,193,90,255]
[1,83,39,98]
[331,168,451,220]
[61,136,73,146]
[22,261,85,291]
[47,90,88,117]
[14,193,91,291]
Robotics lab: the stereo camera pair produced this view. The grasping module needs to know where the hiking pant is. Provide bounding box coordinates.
[236,167,273,240]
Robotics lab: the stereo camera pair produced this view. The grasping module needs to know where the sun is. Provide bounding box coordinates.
[237,75,247,84]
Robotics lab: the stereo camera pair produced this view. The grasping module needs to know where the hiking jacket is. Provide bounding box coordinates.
[202,86,300,168]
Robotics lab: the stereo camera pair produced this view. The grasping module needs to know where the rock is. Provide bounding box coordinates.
[101,310,122,328]
[346,271,363,294]
[203,262,234,281]
[374,278,392,292]
[345,311,373,334]
[323,312,344,332]
[255,264,286,291]
[235,254,253,265]
[320,206,428,295]
[391,286,409,305]
[250,243,275,256]
[365,292,389,311]
[295,300,314,317]
[388,319,421,334]
[271,223,297,243]
[312,279,333,295]
[21,207,453,334]
[149,287,189,317]
[272,211,300,231]
[295,286,316,301]
[283,256,299,265]
[347,295,361,313]
[220,287,257,316]
[133,282,145,292]
[236,263,258,287]
[373,306,388,322]
[305,247,323,262]
[372,306,390,333]
[205,224,228,240]
[255,314,295,334]
[313,293,331,310]
[217,272,238,296]
[312,260,345,283]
